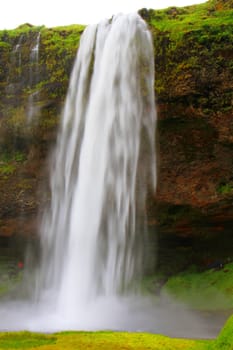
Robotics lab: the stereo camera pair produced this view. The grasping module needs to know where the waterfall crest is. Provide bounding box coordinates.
[37,13,156,322]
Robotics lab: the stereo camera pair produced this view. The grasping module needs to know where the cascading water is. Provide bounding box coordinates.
[5,35,24,96]
[35,13,156,324]
[13,34,24,68]
[27,32,41,123]
[29,32,40,84]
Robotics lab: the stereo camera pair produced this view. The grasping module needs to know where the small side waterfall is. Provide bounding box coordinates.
[36,13,156,325]
[6,35,24,95]
[29,32,40,85]
[13,34,24,68]
[27,32,41,123]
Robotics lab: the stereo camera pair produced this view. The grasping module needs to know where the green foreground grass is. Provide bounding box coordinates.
[0,316,232,350]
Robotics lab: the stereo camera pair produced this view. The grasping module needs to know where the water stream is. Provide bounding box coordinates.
[27,32,41,123]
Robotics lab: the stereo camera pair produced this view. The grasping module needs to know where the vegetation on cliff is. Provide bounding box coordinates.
[156,262,233,311]
[142,0,233,207]
[0,24,84,237]
[140,0,233,253]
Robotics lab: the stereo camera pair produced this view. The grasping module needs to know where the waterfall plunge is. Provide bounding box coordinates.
[37,13,156,324]
[0,14,158,332]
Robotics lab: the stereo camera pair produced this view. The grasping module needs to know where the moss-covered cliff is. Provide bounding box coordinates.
[141,0,233,251]
[0,0,232,267]
[0,23,84,237]
[142,0,233,209]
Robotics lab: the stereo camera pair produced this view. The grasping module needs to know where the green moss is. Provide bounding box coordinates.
[0,42,10,49]
[163,262,233,311]
[140,0,233,110]
[141,2,233,41]
[0,332,56,349]
[214,314,233,349]
[0,151,26,163]
[14,152,26,162]
[0,163,16,176]
[0,25,44,40]
[0,330,208,350]
[217,182,233,195]
[0,149,26,178]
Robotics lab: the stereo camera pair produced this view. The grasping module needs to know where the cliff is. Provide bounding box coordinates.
[0,24,84,237]
[141,0,233,240]
[0,0,232,264]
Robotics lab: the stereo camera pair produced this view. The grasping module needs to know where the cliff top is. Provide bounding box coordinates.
[140,0,233,40]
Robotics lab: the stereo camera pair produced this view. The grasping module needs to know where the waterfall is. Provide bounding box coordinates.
[13,34,24,68]
[5,35,24,95]
[27,32,41,123]
[36,13,156,324]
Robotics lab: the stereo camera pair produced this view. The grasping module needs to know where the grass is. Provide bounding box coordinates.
[0,163,16,176]
[163,262,233,311]
[140,0,233,100]
[0,330,211,350]
[144,1,233,41]
[214,315,233,349]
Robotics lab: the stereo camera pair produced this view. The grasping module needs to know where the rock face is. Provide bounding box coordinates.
[0,24,84,237]
[142,0,233,241]
[0,1,232,266]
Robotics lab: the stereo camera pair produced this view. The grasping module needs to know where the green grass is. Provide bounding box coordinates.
[0,316,233,350]
[0,332,56,349]
[144,1,233,41]
[0,330,210,350]
[140,0,233,105]
[214,315,233,349]
[163,262,233,311]
[0,163,16,176]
